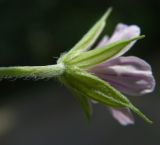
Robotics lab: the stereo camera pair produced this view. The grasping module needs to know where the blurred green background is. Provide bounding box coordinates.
[0,0,160,145]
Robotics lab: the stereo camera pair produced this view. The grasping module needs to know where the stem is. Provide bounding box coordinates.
[0,63,65,79]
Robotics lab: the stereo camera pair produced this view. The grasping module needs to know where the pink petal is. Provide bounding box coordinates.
[90,56,155,96]
[96,35,109,48]
[96,23,140,57]
[109,108,134,126]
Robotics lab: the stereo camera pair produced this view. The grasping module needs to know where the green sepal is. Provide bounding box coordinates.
[73,91,93,121]
[60,66,152,124]
[58,8,112,63]
[68,35,145,69]
[59,75,93,121]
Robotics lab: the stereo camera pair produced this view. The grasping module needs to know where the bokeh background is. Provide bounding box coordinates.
[0,0,160,145]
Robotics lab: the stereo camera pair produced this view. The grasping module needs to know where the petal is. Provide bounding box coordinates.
[96,35,109,48]
[109,23,140,40]
[90,56,155,96]
[96,23,140,57]
[109,108,134,126]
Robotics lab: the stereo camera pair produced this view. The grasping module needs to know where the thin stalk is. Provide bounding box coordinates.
[0,63,65,79]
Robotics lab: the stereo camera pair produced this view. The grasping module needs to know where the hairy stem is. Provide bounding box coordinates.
[0,63,65,79]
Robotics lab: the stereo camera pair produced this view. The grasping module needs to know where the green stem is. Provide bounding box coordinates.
[0,63,65,79]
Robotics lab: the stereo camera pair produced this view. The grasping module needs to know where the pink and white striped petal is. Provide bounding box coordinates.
[90,56,155,96]
[109,108,134,126]
[96,23,140,58]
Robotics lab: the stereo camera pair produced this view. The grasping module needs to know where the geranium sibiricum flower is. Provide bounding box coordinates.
[58,8,155,125]
[89,23,155,125]
[0,8,155,125]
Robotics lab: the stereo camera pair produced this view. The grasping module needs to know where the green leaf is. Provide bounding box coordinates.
[59,8,112,63]
[69,35,145,68]
[61,67,152,124]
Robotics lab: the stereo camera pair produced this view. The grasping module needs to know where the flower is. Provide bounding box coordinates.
[89,23,155,125]
[0,8,155,126]
[58,8,155,125]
